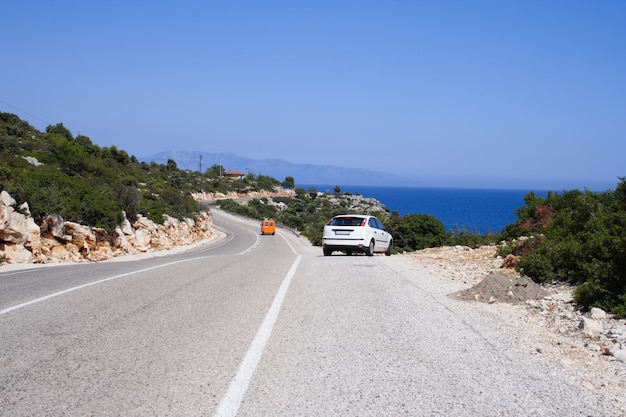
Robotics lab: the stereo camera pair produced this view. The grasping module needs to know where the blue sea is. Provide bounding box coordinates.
[301,185,549,234]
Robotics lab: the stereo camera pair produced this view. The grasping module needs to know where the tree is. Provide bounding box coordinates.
[206,164,224,178]
[166,159,178,171]
[46,123,73,140]
[282,176,295,189]
[295,187,307,199]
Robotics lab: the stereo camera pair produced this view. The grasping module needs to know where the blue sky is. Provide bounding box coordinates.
[2,1,624,190]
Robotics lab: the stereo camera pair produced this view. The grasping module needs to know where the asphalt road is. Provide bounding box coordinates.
[0,209,611,416]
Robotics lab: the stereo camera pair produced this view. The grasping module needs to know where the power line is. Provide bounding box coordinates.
[0,98,52,126]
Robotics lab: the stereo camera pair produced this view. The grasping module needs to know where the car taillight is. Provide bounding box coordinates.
[326,220,332,225]
[360,219,366,226]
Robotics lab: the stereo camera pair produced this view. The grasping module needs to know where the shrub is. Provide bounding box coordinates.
[511,179,626,317]
[389,213,447,250]
[447,225,501,248]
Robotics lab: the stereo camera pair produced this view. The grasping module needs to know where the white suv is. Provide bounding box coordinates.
[322,214,393,256]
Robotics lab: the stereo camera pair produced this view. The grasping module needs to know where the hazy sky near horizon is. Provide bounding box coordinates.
[2,1,624,190]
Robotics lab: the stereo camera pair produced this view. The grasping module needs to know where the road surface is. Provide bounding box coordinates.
[0,209,612,416]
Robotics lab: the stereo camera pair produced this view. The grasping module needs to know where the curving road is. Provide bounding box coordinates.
[0,209,612,416]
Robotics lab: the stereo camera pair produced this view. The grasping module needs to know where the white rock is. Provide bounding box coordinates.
[613,349,626,363]
[0,193,41,255]
[22,156,43,166]
[41,214,70,241]
[0,190,16,207]
[134,229,152,252]
[579,317,603,339]
[589,307,607,320]
[113,226,129,252]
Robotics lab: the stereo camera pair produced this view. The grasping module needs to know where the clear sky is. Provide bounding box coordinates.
[2,1,624,190]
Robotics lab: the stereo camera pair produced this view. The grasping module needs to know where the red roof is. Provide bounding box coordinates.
[224,170,245,176]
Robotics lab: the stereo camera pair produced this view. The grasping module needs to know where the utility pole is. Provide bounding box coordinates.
[198,154,203,173]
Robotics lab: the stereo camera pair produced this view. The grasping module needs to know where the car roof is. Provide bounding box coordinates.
[333,214,371,219]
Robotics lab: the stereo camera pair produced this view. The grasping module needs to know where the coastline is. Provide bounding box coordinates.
[300,184,547,233]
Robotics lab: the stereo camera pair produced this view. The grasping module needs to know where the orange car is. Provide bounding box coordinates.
[261,218,276,235]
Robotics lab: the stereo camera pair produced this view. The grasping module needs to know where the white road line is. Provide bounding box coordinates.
[1,228,261,316]
[0,257,202,316]
[214,255,303,417]
[279,232,299,255]
[238,230,261,255]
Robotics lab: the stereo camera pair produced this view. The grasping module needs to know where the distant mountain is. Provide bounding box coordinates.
[141,151,418,187]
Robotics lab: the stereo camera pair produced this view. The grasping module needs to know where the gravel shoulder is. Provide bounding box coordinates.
[399,245,626,414]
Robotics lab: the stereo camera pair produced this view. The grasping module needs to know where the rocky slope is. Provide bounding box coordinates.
[0,191,215,265]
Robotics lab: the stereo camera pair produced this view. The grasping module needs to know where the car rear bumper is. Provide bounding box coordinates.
[322,237,367,251]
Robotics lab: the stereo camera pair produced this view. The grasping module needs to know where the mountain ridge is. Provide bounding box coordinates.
[142,151,419,187]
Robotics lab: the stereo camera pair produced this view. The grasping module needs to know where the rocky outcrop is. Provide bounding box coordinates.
[0,191,215,265]
[0,191,42,263]
[192,188,296,201]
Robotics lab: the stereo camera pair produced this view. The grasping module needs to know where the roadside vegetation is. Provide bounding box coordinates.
[498,180,626,317]
[0,112,286,231]
[1,112,624,317]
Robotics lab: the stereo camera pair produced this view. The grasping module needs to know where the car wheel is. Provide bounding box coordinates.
[323,248,332,256]
[385,240,393,256]
[365,240,374,256]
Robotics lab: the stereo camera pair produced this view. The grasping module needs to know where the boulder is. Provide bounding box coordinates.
[113,226,130,253]
[589,307,607,320]
[133,229,153,252]
[133,214,158,234]
[64,221,97,255]
[1,191,34,244]
[0,190,16,207]
[579,317,603,339]
[0,191,42,262]
[1,242,35,263]
[120,212,134,236]
[41,214,71,242]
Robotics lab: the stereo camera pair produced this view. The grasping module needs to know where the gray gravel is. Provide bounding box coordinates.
[239,251,622,416]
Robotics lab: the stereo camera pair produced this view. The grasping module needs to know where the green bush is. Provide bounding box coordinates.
[387,213,447,250]
[447,225,501,248]
[510,179,626,317]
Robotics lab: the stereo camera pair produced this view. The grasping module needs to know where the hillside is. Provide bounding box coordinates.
[0,113,286,231]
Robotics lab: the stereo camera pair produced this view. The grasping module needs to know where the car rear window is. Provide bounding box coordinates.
[329,217,365,226]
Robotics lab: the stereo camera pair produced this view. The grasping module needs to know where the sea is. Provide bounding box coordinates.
[300,185,549,234]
